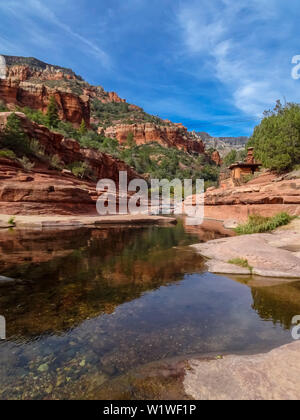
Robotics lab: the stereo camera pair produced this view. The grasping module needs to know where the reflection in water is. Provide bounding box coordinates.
[251,282,300,330]
[0,223,205,339]
[0,220,297,399]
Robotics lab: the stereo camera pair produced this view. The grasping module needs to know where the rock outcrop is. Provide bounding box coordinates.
[192,228,300,278]
[211,150,222,166]
[0,58,125,126]
[0,112,142,215]
[184,341,300,400]
[0,56,207,156]
[104,123,205,154]
[0,112,139,182]
[203,171,300,221]
[0,159,97,215]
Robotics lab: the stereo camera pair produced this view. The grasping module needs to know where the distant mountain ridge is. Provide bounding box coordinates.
[196,132,248,156]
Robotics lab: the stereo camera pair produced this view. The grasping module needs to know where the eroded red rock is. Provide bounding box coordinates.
[0,64,125,126]
[104,123,205,154]
[0,113,142,215]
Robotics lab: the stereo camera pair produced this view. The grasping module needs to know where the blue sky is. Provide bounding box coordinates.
[0,0,299,136]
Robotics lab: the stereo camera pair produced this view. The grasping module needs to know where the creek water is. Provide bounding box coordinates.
[0,220,298,399]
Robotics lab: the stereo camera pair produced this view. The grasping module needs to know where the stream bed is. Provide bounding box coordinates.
[0,220,298,399]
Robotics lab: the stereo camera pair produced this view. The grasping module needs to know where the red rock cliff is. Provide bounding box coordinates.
[0,63,125,126]
[104,123,205,154]
[203,172,300,221]
[0,112,142,215]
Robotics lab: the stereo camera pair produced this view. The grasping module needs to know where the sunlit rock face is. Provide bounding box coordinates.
[0,112,142,215]
[187,171,300,222]
[0,56,125,126]
[104,123,205,154]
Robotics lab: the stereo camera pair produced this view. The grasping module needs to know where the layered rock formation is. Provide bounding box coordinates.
[0,112,142,215]
[203,171,300,221]
[104,123,205,154]
[0,159,96,215]
[0,56,207,156]
[0,56,125,126]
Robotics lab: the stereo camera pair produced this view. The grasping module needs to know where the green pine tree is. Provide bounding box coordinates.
[125,132,136,148]
[79,119,87,136]
[46,96,59,128]
[0,113,30,156]
[249,101,300,173]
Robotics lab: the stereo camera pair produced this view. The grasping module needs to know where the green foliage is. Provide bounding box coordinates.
[79,119,87,136]
[223,149,247,167]
[224,150,237,166]
[0,100,8,112]
[78,130,103,149]
[97,137,120,156]
[0,113,31,156]
[204,180,219,191]
[17,106,48,126]
[8,216,15,226]
[119,143,219,183]
[0,149,16,159]
[228,258,253,273]
[69,161,89,178]
[18,156,35,171]
[125,132,135,148]
[2,105,219,184]
[235,212,294,235]
[249,101,300,173]
[46,96,59,128]
[49,155,63,170]
[56,120,80,140]
[91,99,166,128]
[29,139,45,160]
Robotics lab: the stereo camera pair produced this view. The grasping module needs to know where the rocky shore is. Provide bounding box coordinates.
[92,340,300,400]
[0,213,176,230]
[192,218,300,278]
[204,171,300,222]
[184,341,300,400]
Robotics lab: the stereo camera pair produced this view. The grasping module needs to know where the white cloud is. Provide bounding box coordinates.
[177,0,299,117]
[0,0,110,67]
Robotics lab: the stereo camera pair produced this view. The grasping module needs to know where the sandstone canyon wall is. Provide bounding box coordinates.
[0,56,206,156]
[104,123,205,154]
[0,59,125,126]
[203,172,300,221]
[0,112,142,215]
